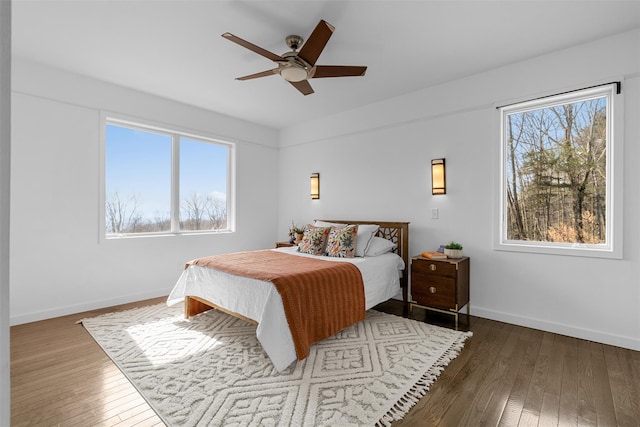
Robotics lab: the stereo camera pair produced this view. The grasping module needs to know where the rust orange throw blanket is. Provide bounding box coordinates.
[186,250,365,360]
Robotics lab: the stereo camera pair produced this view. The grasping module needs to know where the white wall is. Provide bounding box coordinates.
[0,1,11,423]
[10,59,280,324]
[278,29,640,351]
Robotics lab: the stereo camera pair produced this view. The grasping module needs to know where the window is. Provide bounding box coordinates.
[497,83,622,258]
[103,118,234,238]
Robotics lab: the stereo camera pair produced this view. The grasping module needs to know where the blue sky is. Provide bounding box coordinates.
[106,124,228,221]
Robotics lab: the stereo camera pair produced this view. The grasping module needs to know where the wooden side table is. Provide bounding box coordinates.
[275,241,296,248]
[410,255,470,328]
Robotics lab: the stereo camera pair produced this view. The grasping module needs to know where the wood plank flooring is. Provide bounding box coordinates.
[10,298,640,426]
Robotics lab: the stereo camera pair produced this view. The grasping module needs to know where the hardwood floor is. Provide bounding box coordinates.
[11,298,640,426]
[11,298,167,427]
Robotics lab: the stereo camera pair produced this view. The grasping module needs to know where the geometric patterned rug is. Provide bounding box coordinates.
[81,303,472,426]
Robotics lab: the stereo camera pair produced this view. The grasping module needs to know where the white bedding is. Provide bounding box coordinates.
[167,246,405,371]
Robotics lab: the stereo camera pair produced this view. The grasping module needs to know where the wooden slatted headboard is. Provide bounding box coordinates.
[317,220,410,304]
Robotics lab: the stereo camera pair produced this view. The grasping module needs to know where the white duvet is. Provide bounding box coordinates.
[167,246,405,371]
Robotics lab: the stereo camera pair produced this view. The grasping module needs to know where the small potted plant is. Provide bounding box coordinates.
[289,222,306,244]
[444,241,463,258]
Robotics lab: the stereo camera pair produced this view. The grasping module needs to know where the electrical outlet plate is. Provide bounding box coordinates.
[431,208,439,219]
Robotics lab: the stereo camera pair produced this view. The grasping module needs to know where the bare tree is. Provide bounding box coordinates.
[153,214,170,232]
[106,192,143,234]
[506,116,526,239]
[506,97,607,244]
[205,196,227,230]
[181,192,206,230]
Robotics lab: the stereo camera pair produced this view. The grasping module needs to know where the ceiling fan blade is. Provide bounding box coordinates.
[222,32,285,62]
[289,80,314,96]
[311,65,367,78]
[236,68,280,81]
[297,20,335,66]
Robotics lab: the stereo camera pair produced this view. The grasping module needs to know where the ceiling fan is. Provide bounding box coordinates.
[222,19,367,95]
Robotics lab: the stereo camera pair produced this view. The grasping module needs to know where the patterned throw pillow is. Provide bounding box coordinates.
[324,224,358,258]
[297,225,330,255]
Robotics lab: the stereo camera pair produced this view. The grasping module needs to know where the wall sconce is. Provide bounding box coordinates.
[310,173,320,199]
[431,159,446,195]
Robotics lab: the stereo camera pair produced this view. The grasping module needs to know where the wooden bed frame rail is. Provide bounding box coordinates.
[185,296,258,324]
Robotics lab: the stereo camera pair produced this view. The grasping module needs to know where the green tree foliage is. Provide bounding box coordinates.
[505,96,607,244]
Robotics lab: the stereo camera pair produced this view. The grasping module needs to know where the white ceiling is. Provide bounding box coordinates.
[12,0,640,130]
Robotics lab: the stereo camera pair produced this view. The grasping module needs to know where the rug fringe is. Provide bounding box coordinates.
[375,330,473,427]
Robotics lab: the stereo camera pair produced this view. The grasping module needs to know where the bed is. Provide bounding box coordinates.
[167,220,409,371]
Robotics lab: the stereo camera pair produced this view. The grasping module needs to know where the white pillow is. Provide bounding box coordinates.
[354,224,379,257]
[315,221,379,257]
[365,236,397,256]
[314,220,343,228]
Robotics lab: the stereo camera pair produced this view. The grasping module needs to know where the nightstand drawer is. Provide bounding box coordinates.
[411,260,457,278]
[411,274,456,309]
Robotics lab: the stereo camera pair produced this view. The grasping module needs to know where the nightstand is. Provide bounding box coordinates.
[410,255,470,328]
[275,241,296,248]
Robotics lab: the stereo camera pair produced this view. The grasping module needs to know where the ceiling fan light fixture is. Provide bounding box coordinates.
[280,66,308,82]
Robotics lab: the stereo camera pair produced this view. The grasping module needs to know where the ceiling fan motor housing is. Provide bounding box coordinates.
[285,35,303,50]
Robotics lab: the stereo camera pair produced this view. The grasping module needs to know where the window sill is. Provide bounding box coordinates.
[494,241,622,259]
[104,230,234,240]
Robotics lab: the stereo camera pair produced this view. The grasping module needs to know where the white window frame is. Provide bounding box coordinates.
[494,82,623,259]
[99,113,236,240]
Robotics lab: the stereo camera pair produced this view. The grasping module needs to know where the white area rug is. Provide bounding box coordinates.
[82,303,472,426]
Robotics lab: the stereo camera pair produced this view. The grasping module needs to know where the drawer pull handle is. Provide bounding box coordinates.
[429,264,437,271]
[429,286,437,293]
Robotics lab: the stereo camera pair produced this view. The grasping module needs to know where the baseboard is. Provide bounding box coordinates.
[10,288,170,326]
[471,305,640,352]
[12,294,639,352]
